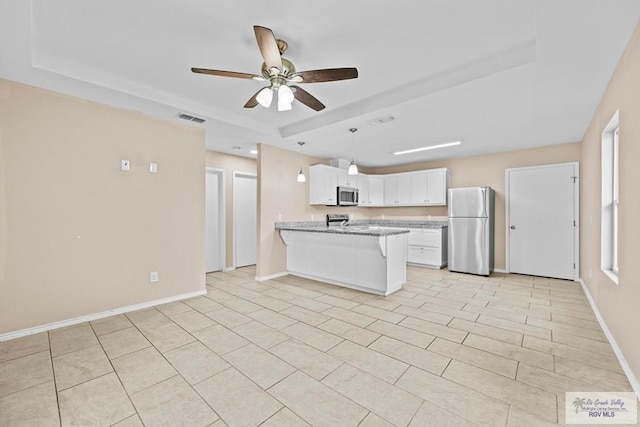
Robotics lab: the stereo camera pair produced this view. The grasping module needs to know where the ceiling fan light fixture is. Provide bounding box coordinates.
[256,87,273,108]
[278,85,294,111]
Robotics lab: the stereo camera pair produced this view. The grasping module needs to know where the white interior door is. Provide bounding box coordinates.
[507,163,578,280]
[205,169,224,273]
[233,173,257,268]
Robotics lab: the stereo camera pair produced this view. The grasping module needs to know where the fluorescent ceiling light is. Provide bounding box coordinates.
[250,149,258,154]
[394,141,461,155]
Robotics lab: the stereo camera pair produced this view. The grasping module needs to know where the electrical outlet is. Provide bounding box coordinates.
[121,159,130,171]
[150,272,159,283]
[149,162,158,174]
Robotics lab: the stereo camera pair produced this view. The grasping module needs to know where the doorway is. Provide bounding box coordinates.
[233,172,257,268]
[205,168,225,273]
[505,162,579,280]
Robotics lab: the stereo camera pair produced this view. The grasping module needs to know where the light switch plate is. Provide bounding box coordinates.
[149,162,158,174]
[121,159,130,171]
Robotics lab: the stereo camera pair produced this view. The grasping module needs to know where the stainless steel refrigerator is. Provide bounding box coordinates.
[448,187,495,276]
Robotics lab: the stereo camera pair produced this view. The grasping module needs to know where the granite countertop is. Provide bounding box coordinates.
[275,218,448,237]
[275,224,410,237]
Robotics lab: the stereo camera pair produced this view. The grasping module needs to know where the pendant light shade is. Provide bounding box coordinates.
[256,87,273,108]
[348,127,359,176]
[348,160,359,175]
[297,168,306,182]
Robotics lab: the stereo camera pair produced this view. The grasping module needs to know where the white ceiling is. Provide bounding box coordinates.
[1,1,639,166]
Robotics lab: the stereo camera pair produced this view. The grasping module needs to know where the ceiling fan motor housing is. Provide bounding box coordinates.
[262,57,296,82]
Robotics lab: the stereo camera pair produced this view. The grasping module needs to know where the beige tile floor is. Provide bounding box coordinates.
[0,266,637,426]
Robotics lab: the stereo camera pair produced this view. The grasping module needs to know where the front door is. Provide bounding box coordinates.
[507,163,578,280]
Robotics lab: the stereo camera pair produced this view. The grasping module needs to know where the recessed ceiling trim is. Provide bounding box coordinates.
[279,38,538,138]
[30,52,279,137]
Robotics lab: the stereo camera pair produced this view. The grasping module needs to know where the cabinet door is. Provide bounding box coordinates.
[384,176,398,205]
[326,169,338,204]
[309,165,338,205]
[309,165,325,205]
[397,174,412,204]
[369,176,385,206]
[411,172,428,204]
[408,228,440,246]
[357,174,369,206]
[408,246,440,265]
[426,169,447,205]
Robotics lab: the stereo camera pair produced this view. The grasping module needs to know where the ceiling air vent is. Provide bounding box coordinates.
[177,113,206,124]
[369,115,396,125]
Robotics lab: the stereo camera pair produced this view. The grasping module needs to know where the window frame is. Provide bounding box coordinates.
[601,110,619,284]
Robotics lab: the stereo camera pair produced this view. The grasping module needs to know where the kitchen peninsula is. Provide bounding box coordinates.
[276,217,448,296]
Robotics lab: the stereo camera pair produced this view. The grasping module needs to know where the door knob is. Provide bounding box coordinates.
[510,225,516,229]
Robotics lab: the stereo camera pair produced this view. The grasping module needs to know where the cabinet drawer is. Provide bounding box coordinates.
[408,246,440,265]
[408,228,440,246]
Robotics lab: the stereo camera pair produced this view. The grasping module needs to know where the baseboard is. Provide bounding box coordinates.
[578,278,640,401]
[222,266,236,272]
[255,271,289,282]
[0,289,207,342]
[493,268,507,274]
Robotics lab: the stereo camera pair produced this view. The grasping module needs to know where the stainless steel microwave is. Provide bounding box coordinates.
[337,186,359,206]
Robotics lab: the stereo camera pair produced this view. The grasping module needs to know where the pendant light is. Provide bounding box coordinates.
[296,141,306,182]
[348,128,359,175]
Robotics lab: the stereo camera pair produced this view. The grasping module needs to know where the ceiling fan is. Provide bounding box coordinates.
[191,26,358,112]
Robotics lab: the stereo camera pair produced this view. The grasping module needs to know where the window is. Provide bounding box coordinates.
[612,127,619,275]
[601,110,619,284]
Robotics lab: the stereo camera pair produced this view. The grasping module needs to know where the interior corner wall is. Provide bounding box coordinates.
[0,79,206,335]
[580,22,640,386]
[256,144,363,279]
[205,150,256,270]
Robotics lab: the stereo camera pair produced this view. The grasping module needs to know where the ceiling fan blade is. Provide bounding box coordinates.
[290,85,325,111]
[294,68,358,83]
[191,68,263,80]
[254,26,283,72]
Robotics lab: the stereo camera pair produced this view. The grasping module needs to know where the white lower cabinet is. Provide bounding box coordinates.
[407,228,447,268]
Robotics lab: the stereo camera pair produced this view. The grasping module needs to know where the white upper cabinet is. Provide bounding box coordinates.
[411,171,428,204]
[309,164,448,207]
[397,174,412,204]
[357,173,369,206]
[384,175,398,205]
[368,175,385,206]
[425,169,447,205]
[309,164,338,205]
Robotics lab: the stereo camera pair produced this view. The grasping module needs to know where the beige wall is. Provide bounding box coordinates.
[365,143,582,269]
[0,79,206,335]
[205,151,256,270]
[580,22,640,384]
